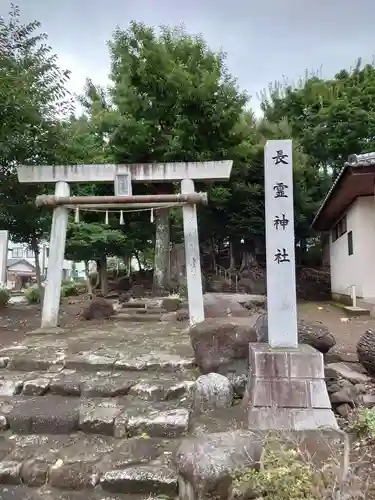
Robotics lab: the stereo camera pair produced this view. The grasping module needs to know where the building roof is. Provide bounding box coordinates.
[312,153,375,231]
[7,259,35,270]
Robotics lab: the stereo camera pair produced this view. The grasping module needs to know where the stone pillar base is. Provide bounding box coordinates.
[244,343,338,431]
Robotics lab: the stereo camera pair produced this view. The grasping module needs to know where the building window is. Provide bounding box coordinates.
[338,215,347,237]
[331,215,347,242]
[26,248,34,258]
[11,247,23,259]
[348,231,353,255]
[331,226,338,242]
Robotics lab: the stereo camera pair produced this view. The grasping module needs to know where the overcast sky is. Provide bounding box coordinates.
[2,0,375,113]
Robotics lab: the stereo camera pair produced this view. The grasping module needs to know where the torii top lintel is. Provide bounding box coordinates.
[16,161,233,184]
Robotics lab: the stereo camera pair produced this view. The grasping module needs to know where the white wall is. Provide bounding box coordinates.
[330,196,375,300]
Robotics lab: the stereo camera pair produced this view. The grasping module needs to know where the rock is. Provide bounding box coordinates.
[79,406,122,436]
[162,297,182,312]
[160,312,178,322]
[326,362,371,384]
[176,309,189,321]
[0,380,23,396]
[204,296,249,318]
[101,466,177,495]
[354,383,367,394]
[0,415,8,431]
[173,431,263,500]
[326,378,353,394]
[49,461,100,489]
[335,403,351,418]
[0,462,22,485]
[22,378,50,396]
[20,460,48,486]
[0,357,9,368]
[255,313,336,353]
[7,396,79,434]
[192,373,233,413]
[362,394,375,408]
[80,297,115,320]
[324,349,359,364]
[227,373,248,398]
[357,329,375,375]
[126,408,190,438]
[81,378,134,398]
[49,373,81,396]
[129,380,193,401]
[330,385,361,405]
[189,318,257,374]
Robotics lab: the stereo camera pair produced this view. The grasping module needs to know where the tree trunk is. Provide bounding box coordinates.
[95,259,101,287]
[99,255,108,296]
[84,261,93,298]
[30,238,42,291]
[210,237,216,271]
[134,252,142,272]
[229,241,236,270]
[153,209,170,293]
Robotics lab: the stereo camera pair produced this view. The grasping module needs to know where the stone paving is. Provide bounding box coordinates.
[0,319,211,498]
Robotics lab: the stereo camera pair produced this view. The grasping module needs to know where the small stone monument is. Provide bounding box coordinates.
[245,140,338,430]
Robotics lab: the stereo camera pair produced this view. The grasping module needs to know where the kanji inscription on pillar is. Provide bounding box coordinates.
[265,139,298,348]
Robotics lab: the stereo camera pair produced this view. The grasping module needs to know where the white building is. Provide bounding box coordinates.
[312,153,375,307]
[6,240,86,289]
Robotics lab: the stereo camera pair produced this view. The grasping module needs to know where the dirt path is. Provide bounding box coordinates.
[0,298,373,352]
[298,301,375,352]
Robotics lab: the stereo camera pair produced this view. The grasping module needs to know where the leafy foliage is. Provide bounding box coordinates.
[0,5,72,263]
[4,7,375,273]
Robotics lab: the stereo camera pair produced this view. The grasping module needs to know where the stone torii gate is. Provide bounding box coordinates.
[16,161,233,330]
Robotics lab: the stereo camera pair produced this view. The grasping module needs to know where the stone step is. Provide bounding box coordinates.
[0,396,191,438]
[121,301,164,310]
[0,370,196,401]
[0,351,195,374]
[115,313,163,322]
[0,433,180,495]
[120,308,166,315]
[1,487,149,499]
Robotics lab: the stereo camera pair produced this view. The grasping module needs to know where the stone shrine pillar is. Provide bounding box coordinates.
[41,181,70,329]
[0,230,9,286]
[245,140,338,430]
[181,179,204,326]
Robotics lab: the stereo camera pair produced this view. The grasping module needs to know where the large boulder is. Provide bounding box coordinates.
[192,373,233,413]
[357,329,375,375]
[189,317,257,374]
[173,431,263,500]
[204,295,249,318]
[80,297,115,320]
[255,313,336,354]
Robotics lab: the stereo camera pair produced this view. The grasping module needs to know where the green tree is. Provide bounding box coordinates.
[65,222,130,295]
[105,22,249,279]
[0,5,71,285]
[260,60,375,177]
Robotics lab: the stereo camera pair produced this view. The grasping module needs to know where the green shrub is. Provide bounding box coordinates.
[24,285,42,304]
[0,287,10,308]
[349,407,375,439]
[61,282,79,297]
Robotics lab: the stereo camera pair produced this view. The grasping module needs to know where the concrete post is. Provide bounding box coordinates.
[0,231,9,286]
[181,179,204,326]
[41,181,70,329]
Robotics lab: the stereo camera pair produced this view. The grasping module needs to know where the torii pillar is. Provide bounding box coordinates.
[17,161,233,330]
